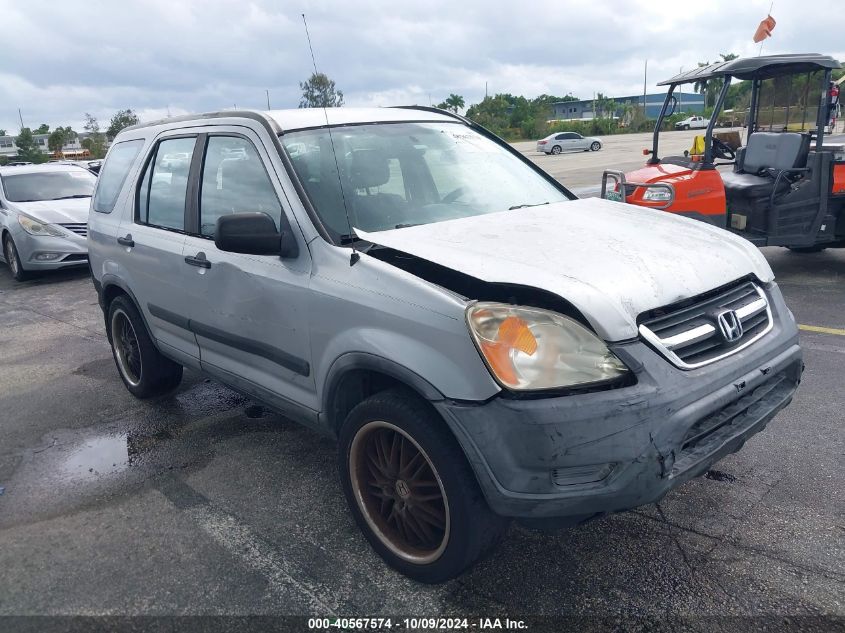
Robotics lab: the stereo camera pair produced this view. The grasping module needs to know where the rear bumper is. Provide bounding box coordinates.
[435,283,802,521]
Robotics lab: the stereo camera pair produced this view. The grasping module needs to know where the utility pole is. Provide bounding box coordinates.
[18,108,24,129]
[643,60,648,115]
[678,66,683,112]
[266,89,271,110]
[485,82,488,99]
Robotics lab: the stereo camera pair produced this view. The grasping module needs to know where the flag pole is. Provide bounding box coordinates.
[759,1,774,55]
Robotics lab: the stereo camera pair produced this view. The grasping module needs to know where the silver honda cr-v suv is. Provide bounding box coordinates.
[88,107,802,583]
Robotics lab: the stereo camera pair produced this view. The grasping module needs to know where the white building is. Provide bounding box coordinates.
[0,131,99,159]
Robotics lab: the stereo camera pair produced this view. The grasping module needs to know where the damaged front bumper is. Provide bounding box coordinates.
[434,284,802,524]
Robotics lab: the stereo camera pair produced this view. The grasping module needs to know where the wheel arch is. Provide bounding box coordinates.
[98,275,157,347]
[321,352,446,436]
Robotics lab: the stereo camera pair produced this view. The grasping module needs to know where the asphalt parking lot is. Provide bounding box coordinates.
[1,143,843,629]
[513,128,743,193]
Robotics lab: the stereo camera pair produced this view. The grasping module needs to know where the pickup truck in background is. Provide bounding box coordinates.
[675,115,710,130]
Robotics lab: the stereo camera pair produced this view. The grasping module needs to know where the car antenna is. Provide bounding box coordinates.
[301,13,359,266]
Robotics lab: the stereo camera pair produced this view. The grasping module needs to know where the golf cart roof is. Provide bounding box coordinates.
[658,54,841,86]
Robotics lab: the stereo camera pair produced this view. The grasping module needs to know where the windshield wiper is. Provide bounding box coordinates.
[394,223,421,229]
[508,201,549,210]
[51,194,92,200]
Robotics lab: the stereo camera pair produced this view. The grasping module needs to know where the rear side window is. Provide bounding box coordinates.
[137,137,197,231]
[93,139,144,213]
[198,136,282,237]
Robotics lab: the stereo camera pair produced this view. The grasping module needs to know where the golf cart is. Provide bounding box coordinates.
[601,54,844,251]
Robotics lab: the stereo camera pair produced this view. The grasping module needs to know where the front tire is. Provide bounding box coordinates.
[590,141,601,151]
[339,389,509,583]
[550,145,562,155]
[3,234,30,281]
[107,295,183,398]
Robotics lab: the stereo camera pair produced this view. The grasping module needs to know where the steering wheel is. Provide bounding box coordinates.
[712,137,736,161]
[442,187,468,203]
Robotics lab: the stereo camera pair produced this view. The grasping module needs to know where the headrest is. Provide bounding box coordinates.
[220,158,263,186]
[348,149,389,189]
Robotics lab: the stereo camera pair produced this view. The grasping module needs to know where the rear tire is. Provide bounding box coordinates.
[550,145,562,155]
[107,295,183,398]
[338,388,509,583]
[3,234,30,282]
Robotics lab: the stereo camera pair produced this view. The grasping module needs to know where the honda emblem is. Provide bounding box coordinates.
[717,310,744,342]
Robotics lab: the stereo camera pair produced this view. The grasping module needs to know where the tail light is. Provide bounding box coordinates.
[538,140,547,145]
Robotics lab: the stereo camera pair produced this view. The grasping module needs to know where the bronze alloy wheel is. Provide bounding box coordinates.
[349,420,450,564]
[111,308,142,387]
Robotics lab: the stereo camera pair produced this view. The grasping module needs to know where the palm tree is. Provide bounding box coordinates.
[695,53,739,109]
[444,94,465,114]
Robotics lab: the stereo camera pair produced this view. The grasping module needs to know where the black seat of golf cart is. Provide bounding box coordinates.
[721,132,810,199]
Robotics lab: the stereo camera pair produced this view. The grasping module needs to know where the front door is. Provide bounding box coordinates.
[180,130,316,411]
[120,134,200,363]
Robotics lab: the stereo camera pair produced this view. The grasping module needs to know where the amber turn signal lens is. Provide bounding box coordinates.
[478,316,538,385]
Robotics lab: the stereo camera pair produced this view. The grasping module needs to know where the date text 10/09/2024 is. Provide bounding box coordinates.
[308,618,529,630]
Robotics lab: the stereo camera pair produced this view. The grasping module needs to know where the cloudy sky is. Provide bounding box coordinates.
[0,0,842,133]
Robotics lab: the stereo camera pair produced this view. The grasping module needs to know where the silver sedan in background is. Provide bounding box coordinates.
[0,164,96,281]
[536,131,602,154]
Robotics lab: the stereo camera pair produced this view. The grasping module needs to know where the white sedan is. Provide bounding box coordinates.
[536,132,602,154]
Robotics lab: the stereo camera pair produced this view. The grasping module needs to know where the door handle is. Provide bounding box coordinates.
[184,252,211,269]
[117,235,134,247]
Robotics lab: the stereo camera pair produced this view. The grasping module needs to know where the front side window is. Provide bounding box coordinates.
[199,136,282,237]
[282,122,568,237]
[137,137,196,231]
[93,139,144,213]
[3,169,96,203]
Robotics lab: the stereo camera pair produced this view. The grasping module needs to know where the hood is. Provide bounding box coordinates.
[355,198,774,341]
[11,198,91,225]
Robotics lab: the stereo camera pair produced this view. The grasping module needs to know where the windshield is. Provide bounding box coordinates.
[281,122,568,238]
[3,170,96,203]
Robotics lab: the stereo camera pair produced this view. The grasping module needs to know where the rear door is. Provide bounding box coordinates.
[180,129,316,411]
[118,134,200,363]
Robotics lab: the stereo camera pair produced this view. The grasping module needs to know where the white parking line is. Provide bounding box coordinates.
[187,504,340,614]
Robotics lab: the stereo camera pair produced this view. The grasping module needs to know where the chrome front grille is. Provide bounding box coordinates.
[639,281,772,369]
[60,223,87,237]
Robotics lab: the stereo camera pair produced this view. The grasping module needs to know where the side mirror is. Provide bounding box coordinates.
[663,96,678,117]
[214,212,299,258]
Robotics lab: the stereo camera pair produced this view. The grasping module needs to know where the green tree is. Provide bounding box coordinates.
[444,94,465,113]
[47,126,77,155]
[0,129,6,136]
[465,95,512,136]
[595,93,617,119]
[35,123,50,134]
[15,127,44,163]
[299,72,344,108]
[106,109,139,140]
[82,113,107,158]
[48,129,65,154]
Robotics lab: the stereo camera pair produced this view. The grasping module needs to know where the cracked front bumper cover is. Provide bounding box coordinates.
[435,283,802,521]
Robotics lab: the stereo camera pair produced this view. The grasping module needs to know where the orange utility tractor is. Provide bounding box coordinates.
[601,54,844,252]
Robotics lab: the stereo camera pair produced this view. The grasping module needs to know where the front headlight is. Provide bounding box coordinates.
[466,302,629,391]
[17,215,66,237]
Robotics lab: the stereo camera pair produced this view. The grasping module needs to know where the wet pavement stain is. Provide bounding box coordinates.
[71,357,118,381]
[704,469,737,483]
[0,385,296,529]
[62,434,130,479]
